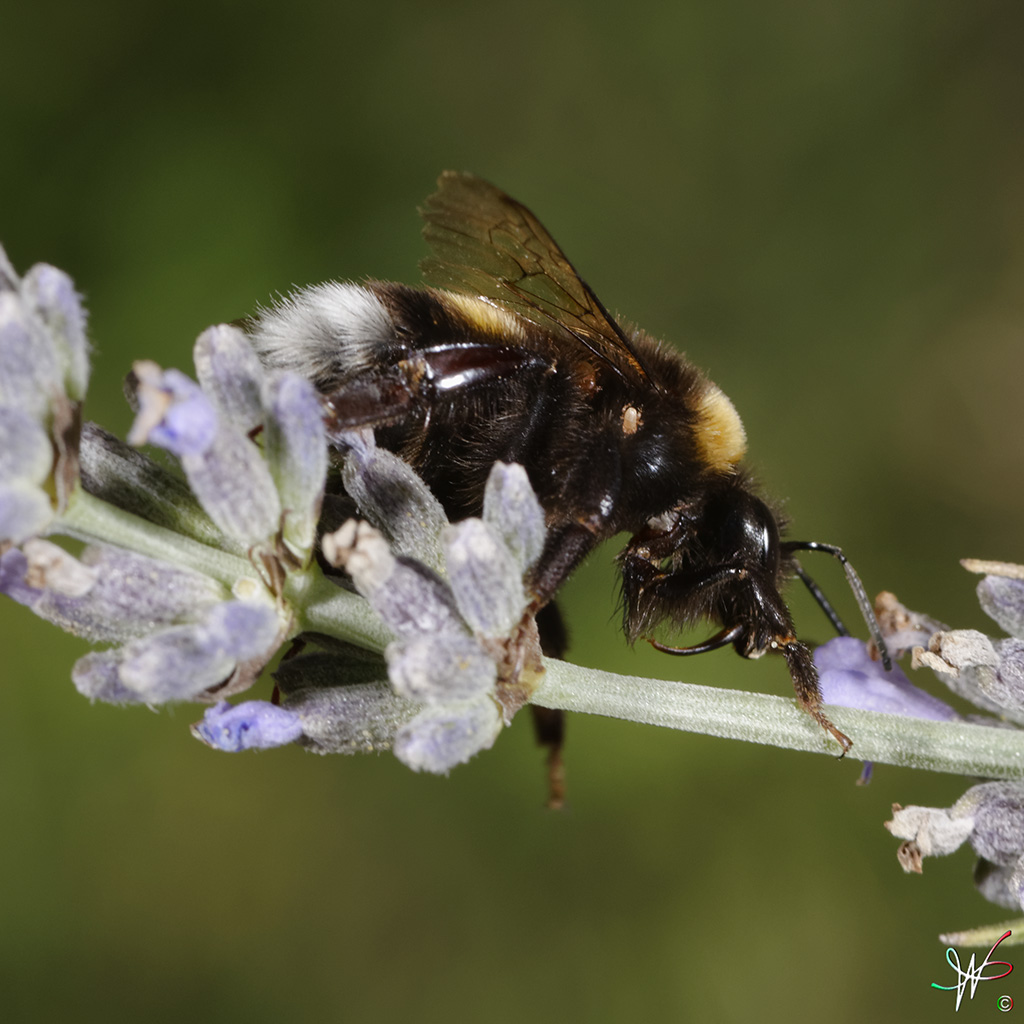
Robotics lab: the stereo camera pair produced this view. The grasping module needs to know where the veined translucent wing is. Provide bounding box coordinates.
[420,171,655,387]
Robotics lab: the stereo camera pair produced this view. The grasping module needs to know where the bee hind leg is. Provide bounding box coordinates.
[532,602,569,809]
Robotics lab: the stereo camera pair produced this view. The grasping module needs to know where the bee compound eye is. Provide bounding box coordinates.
[709,491,780,576]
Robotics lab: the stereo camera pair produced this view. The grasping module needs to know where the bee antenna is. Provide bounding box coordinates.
[782,541,892,671]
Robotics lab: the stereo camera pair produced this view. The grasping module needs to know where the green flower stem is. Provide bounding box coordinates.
[50,488,1024,783]
[940,919,1024,948]
[534,659,1024,780]
[56,488,254,589]
[288,570,393,653]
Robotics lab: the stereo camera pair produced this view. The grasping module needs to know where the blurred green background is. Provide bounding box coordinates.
[2,1,1023,1020]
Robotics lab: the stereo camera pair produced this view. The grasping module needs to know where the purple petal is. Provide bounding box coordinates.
[192,700,303,751]
[815,636,960,721]
[129,363,218,457]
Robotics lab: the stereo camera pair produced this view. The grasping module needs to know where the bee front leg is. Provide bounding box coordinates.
[322,366,422,433]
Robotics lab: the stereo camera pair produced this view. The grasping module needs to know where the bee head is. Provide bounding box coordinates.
[621,479,797,658]
[699,485,794,656]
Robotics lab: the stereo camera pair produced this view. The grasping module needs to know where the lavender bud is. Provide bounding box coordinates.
[275,651,419,754]
[973,858,1023,911]
[0,244,17,291]
[21,263,89,402]
[482,461,546,574]
[958,781,1024,867]
[323,520,464,638]
[1,542,226,643]
[393,695,502,773]
[15,539,97,597]
[262,373,326,556]
[0,405,55,484]
[1,543,96,614]
[78,423,231,551]
[193,324,266,434]
[386,633,498,703]
[130,361,282,546]
[444,518,527,637]
[873,590,948,655]
[0,485,54,545]
[885,802,976,869]
[74,599,280,704]
[0,291,62,420]
[181,430,282,548]
[1011,856,1024,911]
[72,649,141,704]
[977,575,1024,641]
[916,630,1024,722]
[339,429,447,574]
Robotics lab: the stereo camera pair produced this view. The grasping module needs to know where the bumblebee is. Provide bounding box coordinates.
[248,171,886,761]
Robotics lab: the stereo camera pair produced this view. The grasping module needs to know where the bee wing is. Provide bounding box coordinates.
[420,171,654,386]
